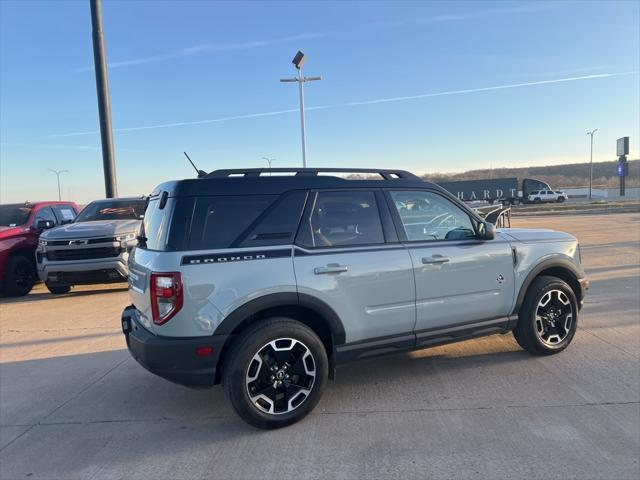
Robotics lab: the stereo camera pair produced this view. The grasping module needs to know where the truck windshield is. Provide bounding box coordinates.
[75,200,146,222]
[0,205,32,227]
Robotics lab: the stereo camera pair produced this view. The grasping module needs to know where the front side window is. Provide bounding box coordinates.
[299,190,384,247]
[390,190,476,241]
[75,199,146,222]
[34,206,57,226]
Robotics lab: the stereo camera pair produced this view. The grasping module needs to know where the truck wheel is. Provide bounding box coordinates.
[513,276,578,355]
[223,317,328,429]
[533,197,541,204]
[45,283,71,294]
[5,255,36,297]
[557,197,565,203]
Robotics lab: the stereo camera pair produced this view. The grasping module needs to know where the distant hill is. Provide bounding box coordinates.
[421,159,640,189]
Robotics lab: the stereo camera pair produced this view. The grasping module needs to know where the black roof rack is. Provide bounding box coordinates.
[206,168,421,180]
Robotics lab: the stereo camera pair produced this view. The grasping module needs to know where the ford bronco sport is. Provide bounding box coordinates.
[121,168,588,429]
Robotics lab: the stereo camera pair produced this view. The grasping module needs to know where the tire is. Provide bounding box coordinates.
[513,276,578,355]
[5,255,36,297]
[557,197,566,203]
[533,197,541,204]
[223,317,328,429]
[46,283,71,294]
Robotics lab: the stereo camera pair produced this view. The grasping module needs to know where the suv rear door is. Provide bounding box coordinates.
[293,189,416,348]
[386,189,514,345]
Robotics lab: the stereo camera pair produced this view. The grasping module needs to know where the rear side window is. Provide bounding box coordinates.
[238,190,308,248]
[188,195,276,250]
[52,205,77,224]
[298,190,385,248]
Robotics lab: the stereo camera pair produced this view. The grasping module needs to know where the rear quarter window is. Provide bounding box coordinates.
[188,195,277,250]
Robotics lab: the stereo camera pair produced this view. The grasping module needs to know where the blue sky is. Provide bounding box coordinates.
[1,0,638,203]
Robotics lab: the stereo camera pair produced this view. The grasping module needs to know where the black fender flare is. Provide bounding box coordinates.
[511,257,583,316]
[213,292,346,346]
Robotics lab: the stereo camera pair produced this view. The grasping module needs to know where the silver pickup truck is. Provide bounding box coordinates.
[36,197,146,294]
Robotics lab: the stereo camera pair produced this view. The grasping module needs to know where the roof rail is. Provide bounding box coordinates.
[206,168,421,180]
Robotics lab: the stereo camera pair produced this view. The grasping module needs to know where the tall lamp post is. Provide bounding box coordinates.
[280,51,321,168]
[48,169,68,201]
[262,157,276,174]
[586,129,598,200]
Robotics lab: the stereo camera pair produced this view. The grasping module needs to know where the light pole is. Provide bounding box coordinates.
[48,169,68,201]
[280,51,321,168]
[586,129,598,200]
[90,0,117,198]
[262,157,276,174]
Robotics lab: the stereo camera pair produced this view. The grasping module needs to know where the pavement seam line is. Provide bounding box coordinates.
[2,400,638,430]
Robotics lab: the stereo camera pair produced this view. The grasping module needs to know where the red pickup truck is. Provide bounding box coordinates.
[0,201,80,296]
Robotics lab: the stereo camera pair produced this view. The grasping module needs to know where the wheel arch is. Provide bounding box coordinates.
[512,258,583,316]
[212,292,345,384]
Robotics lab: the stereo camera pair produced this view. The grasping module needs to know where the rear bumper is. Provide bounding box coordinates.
[121,305,228,388]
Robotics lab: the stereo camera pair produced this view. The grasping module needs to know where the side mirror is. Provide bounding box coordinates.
[36,220,55,230]
[477,221,496,240]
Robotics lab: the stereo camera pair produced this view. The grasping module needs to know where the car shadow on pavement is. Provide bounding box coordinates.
[0,286,128,305]
[0,335,531,434]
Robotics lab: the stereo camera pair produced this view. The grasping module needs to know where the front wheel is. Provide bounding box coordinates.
[557,197,566,203]
[5,255,36,297]
[513,276,578,355]
[223,318,328,429]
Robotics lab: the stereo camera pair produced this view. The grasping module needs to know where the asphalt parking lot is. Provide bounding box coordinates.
[1,212,639,480]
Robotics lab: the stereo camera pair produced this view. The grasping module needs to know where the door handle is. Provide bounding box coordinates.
[314,264,349,275]
[422,255,450,265]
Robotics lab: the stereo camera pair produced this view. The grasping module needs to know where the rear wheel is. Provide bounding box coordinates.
[5,255,36,297]
[533,197,542,204]
[45,283,71,294]
[513,276,578,355]
[223,318,328,429]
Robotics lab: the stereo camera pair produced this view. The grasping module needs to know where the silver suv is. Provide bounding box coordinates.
[37,197,145,294]
[121,168,588,429]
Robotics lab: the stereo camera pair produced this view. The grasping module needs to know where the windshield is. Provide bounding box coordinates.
[0,205,32,227]
[75,199,146,222]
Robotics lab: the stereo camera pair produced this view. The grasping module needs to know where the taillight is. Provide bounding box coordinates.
[150,272,183,325]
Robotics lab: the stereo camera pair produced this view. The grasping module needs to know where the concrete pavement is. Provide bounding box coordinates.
[1,213,638,479]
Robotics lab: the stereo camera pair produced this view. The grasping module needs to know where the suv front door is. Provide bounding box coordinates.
[386,190,514,345]
[293,189,416,350]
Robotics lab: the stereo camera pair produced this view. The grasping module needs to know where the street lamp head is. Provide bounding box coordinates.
[292,51,306,70]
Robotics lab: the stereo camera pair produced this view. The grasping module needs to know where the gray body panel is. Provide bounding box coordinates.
[128,228,585,342]
[293,246,415,343]
[409,234,516,332]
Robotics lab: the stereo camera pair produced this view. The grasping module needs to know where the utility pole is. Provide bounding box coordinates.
[90,0,117,197]
[48,169,68,201]
[280,51,321,168]
[586,129,598,200]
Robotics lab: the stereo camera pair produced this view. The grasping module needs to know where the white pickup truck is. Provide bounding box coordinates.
[527,190,568,203]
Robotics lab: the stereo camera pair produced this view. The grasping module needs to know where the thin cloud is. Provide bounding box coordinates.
[74,32,324,72]
[373,2,558,28]
[49,72,636,138]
